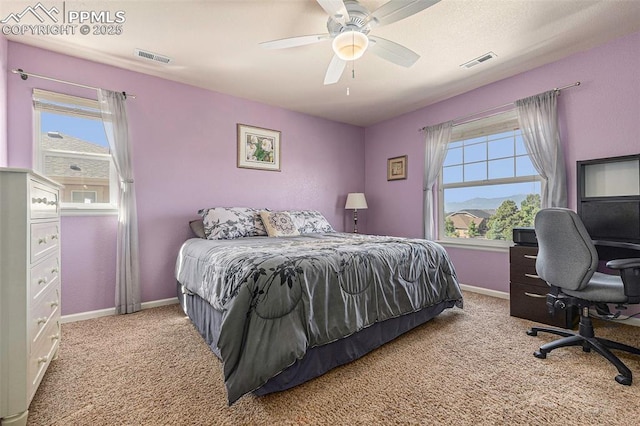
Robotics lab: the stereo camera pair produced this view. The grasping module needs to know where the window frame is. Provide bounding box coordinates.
[437,110,541,249]
[32,89,118,215]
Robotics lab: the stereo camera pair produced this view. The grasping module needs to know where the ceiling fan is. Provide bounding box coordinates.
[260,0,441,85]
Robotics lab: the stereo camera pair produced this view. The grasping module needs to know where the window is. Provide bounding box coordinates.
[439,110,541,247]
[33,89,117,212]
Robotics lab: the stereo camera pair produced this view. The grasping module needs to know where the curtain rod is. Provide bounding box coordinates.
[11,68,136,99]
[419,81,580,132]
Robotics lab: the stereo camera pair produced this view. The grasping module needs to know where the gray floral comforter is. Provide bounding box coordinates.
[176,232,463,404]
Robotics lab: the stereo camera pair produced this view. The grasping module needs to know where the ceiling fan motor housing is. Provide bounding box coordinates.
[327,0,372,36]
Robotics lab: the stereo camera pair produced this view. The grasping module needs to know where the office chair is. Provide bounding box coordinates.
[527,208,640,385]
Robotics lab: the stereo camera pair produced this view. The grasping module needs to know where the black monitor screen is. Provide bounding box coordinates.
[580,201,640,243]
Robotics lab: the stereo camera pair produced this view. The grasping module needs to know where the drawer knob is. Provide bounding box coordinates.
[36,317,47,325]
[38,237,47,244]
[50,234,59,240]
[50,301,59,308]
[51,333,60,341]
[37,356,48,364]
[38,277,48,285]
[524,273,541,279]
[51,267,59,274]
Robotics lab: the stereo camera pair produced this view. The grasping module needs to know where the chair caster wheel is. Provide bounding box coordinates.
[527,330,537,336]
[615,375,632,386]
[534,350,547,359]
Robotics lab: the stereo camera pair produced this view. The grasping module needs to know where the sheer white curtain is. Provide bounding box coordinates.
[515,90,567,208]
[98,89,140,314]
[423,121,453,240]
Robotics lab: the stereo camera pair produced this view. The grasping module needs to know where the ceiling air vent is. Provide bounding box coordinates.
[460,52,497,69]
[134,49,172,65]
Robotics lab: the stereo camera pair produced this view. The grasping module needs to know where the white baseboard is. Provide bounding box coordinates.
[459,283,509,300]
[60,297,179,323]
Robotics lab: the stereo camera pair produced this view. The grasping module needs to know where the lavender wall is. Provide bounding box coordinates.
[0,35,7,166]
[364,31,640,293]
[5,31,639,315]
[7,42,365,315]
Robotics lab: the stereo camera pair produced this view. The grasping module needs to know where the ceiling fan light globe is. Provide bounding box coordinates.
[332,31,369,61]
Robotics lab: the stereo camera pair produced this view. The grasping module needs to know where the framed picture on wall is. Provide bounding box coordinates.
[387,155,407,181]
[237,124,281,171]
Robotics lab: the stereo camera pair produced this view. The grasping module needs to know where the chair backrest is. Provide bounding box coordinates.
[534,208,599,291]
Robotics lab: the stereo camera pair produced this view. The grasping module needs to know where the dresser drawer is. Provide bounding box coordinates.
[30,255,60,300]
[30,222,60,264]
[30,180,59,219]
[28,319,60,401]
[29,284,60,346]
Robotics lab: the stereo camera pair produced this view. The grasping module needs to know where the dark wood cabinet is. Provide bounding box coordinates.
[509,245,577,328]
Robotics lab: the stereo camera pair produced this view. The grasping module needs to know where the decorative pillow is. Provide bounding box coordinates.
[198,207,268,240]
[287,210,335,234]
[260,211,301,237]
[189,219,206,239]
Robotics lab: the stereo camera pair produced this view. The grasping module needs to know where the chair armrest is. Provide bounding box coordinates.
[606,258,640,270]
[607,258,640,303]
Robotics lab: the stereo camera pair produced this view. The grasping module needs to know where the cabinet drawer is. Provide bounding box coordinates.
[29,284,60,346]
[30,255,60,301]
[509,245,539,268]
[30,222,60,264]
[511,264,546,287]
[28,319,60,401]
[510,281,577,329]
[30,180,59,219]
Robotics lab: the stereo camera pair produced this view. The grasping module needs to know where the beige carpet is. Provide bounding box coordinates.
[27,291,640,425]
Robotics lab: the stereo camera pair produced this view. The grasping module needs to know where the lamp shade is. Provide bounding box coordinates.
[332,31,369,61]
[345,193,368,210]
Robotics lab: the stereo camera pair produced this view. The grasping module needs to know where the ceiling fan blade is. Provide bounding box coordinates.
[317,0,349,25]
[324,55,347,85]
[260,34,331,49]
[368,0,440,27]
[368,36,420,67]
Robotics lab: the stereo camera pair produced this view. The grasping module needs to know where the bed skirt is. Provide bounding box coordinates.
[177,282,456,396]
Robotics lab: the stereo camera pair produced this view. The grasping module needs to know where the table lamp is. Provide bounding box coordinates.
[345,193,368,233]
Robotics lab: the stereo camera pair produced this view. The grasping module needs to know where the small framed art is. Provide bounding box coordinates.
[237,124,281,171]
[387,155,407,181]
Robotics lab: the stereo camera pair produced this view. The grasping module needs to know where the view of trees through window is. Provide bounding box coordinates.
[439,119,541,244]
[444,193,541,241]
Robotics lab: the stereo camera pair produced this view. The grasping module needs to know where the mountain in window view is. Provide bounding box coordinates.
[445,194,530,213]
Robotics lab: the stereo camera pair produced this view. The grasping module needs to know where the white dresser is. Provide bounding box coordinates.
[0,168,62,426]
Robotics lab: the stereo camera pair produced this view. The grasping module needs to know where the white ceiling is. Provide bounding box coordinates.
[3,0,640,127]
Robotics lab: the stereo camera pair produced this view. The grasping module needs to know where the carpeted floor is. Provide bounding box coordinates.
[27,291,640,425]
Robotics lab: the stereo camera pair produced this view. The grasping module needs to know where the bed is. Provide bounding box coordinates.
[175,208,463,405]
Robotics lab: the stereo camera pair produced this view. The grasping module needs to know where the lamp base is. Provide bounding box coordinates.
[353,209,358,233]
